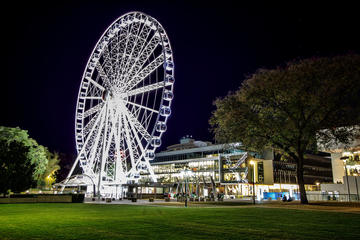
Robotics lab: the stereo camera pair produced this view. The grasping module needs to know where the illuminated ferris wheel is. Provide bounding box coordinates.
[64,12,175,195]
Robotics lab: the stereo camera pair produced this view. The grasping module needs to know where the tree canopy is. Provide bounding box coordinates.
[210,54,360,203]
[0,126,50,194]
[0,140,33,194]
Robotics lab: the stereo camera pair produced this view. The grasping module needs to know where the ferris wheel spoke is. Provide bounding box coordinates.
[114,112,127,179]
[95,62,112,89]
[85,77,106,91]
[119,21,142,76]
[83,96,103,100]
[141,111,155,133]
[123,99,159,114]
[117,21,134,82]
[124,33,161,87]
[82,102,104,119]
[119,23,152,84]
[83,110,102,137]
[109,28,128,80]
[79,105,107,168]
[87,117,105,174]
[103,107,116,156]
[123,115,143,173]
[121,103,152,142]
[124,54,165,92]
[124,114,146,168]
[82,104,106,137]
[114,28,131,81]
[101,47,115,84]
[125,81,165,97]
[111,37,124,83]
[136,23,155,56]
[122,113,138,170]
[118,118,129,175]
[102,115,117,180]
[98,104,112,181]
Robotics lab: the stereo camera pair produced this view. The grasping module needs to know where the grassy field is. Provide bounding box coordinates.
[0,203,359,240]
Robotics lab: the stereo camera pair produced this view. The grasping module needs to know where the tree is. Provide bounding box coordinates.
[0,140,34,195]
[210,54,360,204]
[0,126,48,195]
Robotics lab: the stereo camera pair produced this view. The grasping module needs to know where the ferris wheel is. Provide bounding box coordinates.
[63,12,174,195]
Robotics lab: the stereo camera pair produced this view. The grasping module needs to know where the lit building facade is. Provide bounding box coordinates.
[145,137,332,200]
[318,134,360,199]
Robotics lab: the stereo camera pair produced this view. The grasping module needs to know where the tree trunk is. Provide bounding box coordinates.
[296,156,308,204]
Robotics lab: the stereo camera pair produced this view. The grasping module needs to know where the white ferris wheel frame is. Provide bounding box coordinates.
[62,12,175,196]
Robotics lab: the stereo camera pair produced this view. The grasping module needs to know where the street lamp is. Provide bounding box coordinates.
[341,156,351,202]
[250,160,256,205]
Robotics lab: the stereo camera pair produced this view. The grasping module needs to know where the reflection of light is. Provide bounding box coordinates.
[316,182,320,186]
[343,152,352,157]
[250,160,255,165]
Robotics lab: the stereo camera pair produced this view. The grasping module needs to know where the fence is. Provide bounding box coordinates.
[306,193,360,202]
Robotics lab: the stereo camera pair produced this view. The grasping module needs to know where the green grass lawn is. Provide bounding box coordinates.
[0,203,359,240]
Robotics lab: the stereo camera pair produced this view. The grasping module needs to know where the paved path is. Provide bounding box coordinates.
[256,202,360,214]
[85,198,177,207]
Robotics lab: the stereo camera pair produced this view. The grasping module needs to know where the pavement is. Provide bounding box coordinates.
[85,198,173,206]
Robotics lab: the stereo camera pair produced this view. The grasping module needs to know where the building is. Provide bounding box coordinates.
[143,136,332,200]
[318,133,360,200]
[272,151,333,186]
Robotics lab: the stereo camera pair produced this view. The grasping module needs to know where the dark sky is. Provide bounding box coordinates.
[2,0,359,155]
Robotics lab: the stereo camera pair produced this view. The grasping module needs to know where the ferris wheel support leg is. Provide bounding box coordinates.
[60,154,81,192]
[97,103,110,199]
[147,162,157,183]
[61,106,106,193]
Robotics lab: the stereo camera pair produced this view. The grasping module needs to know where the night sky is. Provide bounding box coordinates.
[2,1,359,156]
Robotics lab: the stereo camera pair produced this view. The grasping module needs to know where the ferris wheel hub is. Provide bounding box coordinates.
[102,89,113,101]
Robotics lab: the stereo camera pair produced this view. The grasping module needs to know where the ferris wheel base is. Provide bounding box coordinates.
[57,173,159,199]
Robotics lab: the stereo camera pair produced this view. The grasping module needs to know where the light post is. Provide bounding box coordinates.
[250,160,256,205]
[341,156,351,202]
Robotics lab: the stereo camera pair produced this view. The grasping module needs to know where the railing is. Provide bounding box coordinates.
[305,193,360,202]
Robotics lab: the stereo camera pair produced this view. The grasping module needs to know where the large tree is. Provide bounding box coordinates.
[210,54,360,204]
[0,140,33,195]
[0,126,48,195]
